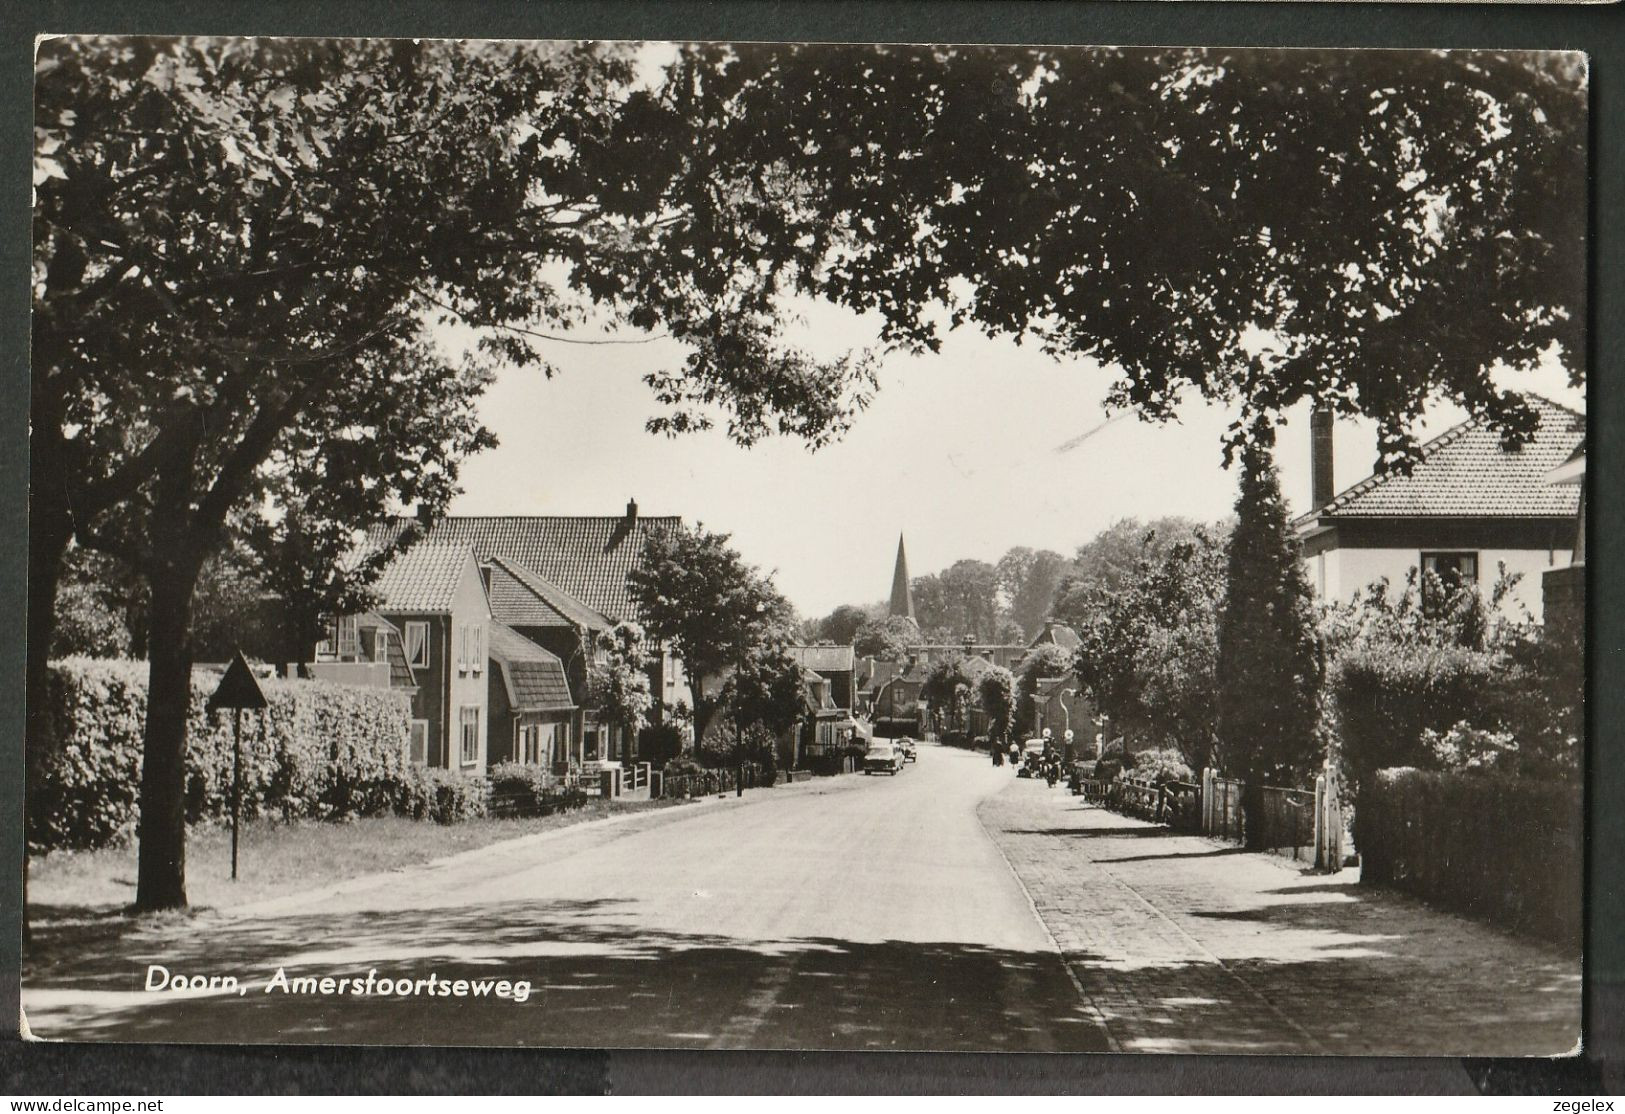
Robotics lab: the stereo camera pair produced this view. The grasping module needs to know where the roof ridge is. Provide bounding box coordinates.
[489,554,612,627]
[1304,393,1584,523]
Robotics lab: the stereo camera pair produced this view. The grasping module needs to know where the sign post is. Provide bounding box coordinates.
[206,650,268,881]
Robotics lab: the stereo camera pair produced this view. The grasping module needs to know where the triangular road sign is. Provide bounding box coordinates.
[207,649,268,712]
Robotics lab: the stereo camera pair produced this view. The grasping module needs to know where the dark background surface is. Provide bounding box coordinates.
[1,0,1619,1095]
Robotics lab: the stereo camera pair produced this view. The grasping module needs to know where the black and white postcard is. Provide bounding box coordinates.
[23,37,1587,1056]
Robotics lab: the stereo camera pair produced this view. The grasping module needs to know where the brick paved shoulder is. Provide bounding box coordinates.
[977,776,1581,1056]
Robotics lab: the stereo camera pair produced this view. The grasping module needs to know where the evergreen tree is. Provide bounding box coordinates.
[1216,440,1325,847]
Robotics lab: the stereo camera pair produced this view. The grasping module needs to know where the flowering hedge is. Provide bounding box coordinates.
[1331,643,1507,794]
[1358,767,1582,949]
[29,657,418,851]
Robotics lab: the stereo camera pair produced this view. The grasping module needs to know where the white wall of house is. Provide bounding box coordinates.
[448,555,493,777]
[1307,545,1570,622]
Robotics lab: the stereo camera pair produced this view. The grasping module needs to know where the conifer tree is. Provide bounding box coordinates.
[1216,439,1324,846]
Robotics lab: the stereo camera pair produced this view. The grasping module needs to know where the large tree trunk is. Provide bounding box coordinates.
[135,555,202,910]
[135,441,207,913]
[24,490,74,944]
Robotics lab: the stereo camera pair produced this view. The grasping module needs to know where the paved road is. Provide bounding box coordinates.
[23,744,1110,1050]
[23,742,1579,1055]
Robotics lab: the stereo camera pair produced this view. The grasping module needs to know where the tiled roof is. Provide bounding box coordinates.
[789,644,857,673]
[371,514,683,621]
[1029,622,1081,651]
[1300,396,1584,525]
[488,623,575,713]
[485,556,612,632]
[804,677,837,713]
[371,543,477,613]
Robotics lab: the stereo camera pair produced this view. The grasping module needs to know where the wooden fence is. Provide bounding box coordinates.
[1076,759,1345,871]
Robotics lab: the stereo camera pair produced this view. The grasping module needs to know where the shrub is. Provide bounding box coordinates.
[1332,642,1509,796]
[1359,767,1581,949]
[487,762,590,818]
[1422,721,1520,773]
[663,756,709,779]
[29,658,424,850]
[1122,747,1194,785]
[1092,738,1124,780]
[637,722,686,767]
[398,766,489,824]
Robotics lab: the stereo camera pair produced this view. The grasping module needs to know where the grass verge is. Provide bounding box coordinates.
[28,797,692,917]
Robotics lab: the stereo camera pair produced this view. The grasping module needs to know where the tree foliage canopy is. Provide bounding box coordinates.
[627,522,792,736]
[669,44,1584,462]
[853,615,923,662]
[1070,523,1229,771]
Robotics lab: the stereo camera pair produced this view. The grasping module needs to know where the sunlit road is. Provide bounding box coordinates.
[23,744,1110,1050]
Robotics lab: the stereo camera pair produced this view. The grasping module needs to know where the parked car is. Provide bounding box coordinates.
[894,737,918,762]
[863,742,905,775]
[1016,739,1047,778]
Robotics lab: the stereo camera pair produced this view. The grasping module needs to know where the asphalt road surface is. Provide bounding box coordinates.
[24,743,1110,1050]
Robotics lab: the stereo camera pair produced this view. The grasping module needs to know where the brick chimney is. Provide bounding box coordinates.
[625,497,638,523]
[1311,406,1335,508]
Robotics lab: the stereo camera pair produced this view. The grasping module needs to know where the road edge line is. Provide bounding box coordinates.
[974,786,1123,1054]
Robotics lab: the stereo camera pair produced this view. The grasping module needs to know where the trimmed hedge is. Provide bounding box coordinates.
[1359,768,1582,949]
[1332,643,1507,793]
[30,657,419,850]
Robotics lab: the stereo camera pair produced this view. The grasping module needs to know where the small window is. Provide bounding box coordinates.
[459,707,480,767]
[335,615,359,659]
[1421,551,1479,595]
[409,720,429,766]
[472,625,483,675]
[404,622,429,669]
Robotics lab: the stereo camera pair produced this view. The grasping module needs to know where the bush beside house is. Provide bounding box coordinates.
[30,657,419,851]
[485,761,589,819]
[1332,642,1508,796]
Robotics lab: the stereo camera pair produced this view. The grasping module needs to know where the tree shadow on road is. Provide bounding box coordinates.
[21,898,1109,1052]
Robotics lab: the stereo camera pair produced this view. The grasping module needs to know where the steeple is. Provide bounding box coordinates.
[889,534,915,621]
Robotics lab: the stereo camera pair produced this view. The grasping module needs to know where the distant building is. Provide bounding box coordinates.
[788,644,857,711]
[1294,396,1582,622]
[889,533,916,622]
[1027,619,1080,654]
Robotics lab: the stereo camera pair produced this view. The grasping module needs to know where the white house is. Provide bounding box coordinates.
[1294,396,1584,622]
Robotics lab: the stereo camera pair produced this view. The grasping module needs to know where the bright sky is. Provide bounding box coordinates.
[445,300,1583,619]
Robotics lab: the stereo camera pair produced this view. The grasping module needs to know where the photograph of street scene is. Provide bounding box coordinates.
[23,37,1585,1054]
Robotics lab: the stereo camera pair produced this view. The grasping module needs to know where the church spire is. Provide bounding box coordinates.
[889,533,915,621]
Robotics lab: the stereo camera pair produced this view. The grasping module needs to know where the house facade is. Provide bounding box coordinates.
[486,622,578,769]
[370,502,688,732]
[365,542,493,774]
[1543,444,1586,643]
[788,644,857,711]
[1294,396,1583,622]
[480,554,645,765]
[1033,673,1097,758]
